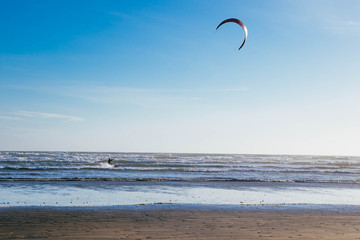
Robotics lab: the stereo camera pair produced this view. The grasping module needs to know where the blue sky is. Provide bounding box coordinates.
[1,0,360,155]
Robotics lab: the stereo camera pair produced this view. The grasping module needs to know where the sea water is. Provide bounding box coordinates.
[1,152,360,207]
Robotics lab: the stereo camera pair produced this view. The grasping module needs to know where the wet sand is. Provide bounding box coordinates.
[1,207,360,239]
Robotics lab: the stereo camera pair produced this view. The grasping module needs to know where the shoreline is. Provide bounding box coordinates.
[1,205,360,239]
[3,180,360,207]
[2,203,360,213]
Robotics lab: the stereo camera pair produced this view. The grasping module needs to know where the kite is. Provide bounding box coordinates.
[216,18,248,50]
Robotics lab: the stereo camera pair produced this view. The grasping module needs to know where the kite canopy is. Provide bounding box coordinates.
[216,18,248,50]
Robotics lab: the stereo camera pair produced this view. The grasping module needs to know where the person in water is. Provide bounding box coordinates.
[108,158,114,165]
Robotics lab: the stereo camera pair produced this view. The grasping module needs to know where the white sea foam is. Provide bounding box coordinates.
[2,182,360,207]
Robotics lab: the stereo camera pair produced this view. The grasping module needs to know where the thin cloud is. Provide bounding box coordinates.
[2,65,27,71]
[325,19,360,35]
[106,11,133,20]
[289,1,360,36]
[7,85,249,109]
[14,111,84,122]
[220,88,250,92]
[0,116,21,120]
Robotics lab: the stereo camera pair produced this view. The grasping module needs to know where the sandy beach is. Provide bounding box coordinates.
[1,207,360,240]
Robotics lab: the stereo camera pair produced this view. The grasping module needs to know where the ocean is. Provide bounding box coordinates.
[1,151,360,207]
